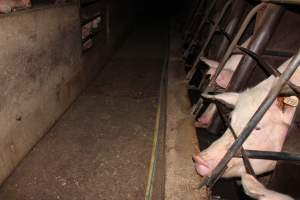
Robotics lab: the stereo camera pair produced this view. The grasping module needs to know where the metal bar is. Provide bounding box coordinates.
[238,47,300,95]
[81,13,102,26]
[183,0,205,41]
[206,3,266,91]
[208,3,284,135]
[216,29,233,42]
[202,49,300,189]
[227,4,285,92]
[235,150,300,161]
[215,101,256,177]
[215,0,247,60]
[189,0,233,79]
[261,0,300,5]
[191,3,266,117]
[183,0,217,59]
[264,49,294,57]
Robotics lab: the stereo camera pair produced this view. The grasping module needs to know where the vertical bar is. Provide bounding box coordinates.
[215,0,247,60]
[183,0,205,40]
[227,4,285,92]
[183,0,217,58]
[208,3,284,134]
[106,1,111,44]
[191,3,265,118]
[188,3,266,82]
[193,0,233,72]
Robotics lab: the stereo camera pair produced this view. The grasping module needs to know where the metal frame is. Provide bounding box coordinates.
[181,0,300,196]
[191,3,271,118]
[183,0,217,59]
[207,4,285,134]
[186,0,234,81]
[183,0,206,42]
[198,50,300,189]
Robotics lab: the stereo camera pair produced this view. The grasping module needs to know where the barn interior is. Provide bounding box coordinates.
[0,0,300,199]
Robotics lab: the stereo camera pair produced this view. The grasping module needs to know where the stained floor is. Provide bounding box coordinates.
[0,20,168,200]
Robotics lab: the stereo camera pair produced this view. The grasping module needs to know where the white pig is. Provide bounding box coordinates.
[241,173,294,200]
[0,0,31,13]
[195,36,252,127]
[193,57,300,177]
[200,36,252,88]
[81,22,93,40]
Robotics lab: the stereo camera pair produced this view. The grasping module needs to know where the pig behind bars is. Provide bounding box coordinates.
[193,57,300,178]
[242,173,294,200]
[195,36,252,128]
[0,0,31,13]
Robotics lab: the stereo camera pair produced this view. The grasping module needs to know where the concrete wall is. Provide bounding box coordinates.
[0,4,83,185]
[0,1,137,185]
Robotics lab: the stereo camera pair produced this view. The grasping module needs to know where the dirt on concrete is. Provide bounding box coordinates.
[0,21,167,200]
[164,25,206,200]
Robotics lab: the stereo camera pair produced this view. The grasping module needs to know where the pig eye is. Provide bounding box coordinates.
[255,127,261,131]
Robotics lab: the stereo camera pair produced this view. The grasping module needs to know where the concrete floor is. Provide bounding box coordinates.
[0,21,167,200]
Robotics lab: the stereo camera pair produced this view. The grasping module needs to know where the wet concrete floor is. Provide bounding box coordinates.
[0,21,168,200]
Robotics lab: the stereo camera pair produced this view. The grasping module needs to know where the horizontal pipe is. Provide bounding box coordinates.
[261,0,300,5]
[235,150,300,161]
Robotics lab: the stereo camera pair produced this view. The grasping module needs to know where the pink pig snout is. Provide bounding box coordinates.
[193,154,211,176]
[195,115,211,128]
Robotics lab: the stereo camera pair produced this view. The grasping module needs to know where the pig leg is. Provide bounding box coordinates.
[242,174,294,200]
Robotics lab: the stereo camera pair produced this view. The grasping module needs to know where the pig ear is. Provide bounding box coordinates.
[202,92,239,107]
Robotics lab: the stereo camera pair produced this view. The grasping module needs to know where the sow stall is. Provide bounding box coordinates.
[180,0,300,199]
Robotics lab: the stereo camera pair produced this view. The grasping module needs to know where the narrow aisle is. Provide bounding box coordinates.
[0,21,168,200]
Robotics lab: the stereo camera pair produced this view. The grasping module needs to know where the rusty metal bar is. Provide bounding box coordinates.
[200,50,300,189]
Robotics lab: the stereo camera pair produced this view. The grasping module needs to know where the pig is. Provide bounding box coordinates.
[0,0,31,13]
[241,173,294,200]
[200,36,252,88]
[83,38,93,50]
[92,16,101,29]
[81,17,101,40]
[195,36,252,128]
[193,57,300,177]
[82,22,93,40]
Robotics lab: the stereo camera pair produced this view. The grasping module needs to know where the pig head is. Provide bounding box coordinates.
[196,36,252,127]
[0,0,31,13]
[194,58,299,177]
